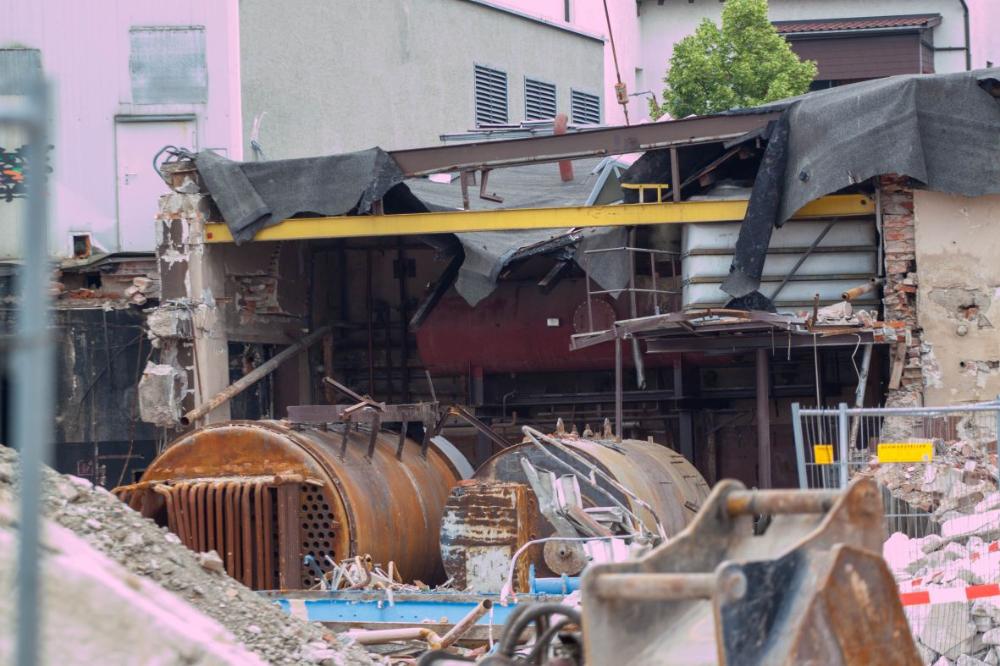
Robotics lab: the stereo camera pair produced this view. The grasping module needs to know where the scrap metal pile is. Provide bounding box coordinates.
[0,445,374,665]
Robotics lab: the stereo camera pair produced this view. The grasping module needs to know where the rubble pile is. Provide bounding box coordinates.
[0,445,376,666]
[879,434,1000,664]
[871,439,998,517]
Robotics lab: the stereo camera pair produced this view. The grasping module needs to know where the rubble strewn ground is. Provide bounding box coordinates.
[878,433,1000,665]
[0,445,376,666]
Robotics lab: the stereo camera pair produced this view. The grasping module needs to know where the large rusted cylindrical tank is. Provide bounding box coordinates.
[440,433,710,591]
[115,421,463,590]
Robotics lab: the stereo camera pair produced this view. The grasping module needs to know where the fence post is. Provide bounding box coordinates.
[792,403,807,489]
[995,395,1000,491]
[838,402,849,488]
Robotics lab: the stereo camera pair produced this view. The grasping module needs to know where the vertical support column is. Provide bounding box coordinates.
[183,208,231,424]
[156,194,231,426]
[673,356,694,462]
[837,402,850,489]
[756,348,772,489]
[669,147,681,202]
[14,81,53,666]
[791,403,807,489]
[614,334,623,442]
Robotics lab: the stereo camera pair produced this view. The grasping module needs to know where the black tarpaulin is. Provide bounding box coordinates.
[195,147,408,244]
[723,69,1000,299]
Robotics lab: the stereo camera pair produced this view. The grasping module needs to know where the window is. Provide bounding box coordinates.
[0,48,42,95]
[130,26,207,104]
[570,89,601,125]
[474,64,508,126]
[524,78,556,120]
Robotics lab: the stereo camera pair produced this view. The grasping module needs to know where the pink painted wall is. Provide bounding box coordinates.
[0,0,242,257]
[969,0,1000,69]
[495,0,646,124]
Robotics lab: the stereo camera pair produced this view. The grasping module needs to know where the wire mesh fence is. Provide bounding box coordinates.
[794,401,1000,663]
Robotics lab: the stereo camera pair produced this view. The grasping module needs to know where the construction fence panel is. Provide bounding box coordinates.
[793,401,1000,664]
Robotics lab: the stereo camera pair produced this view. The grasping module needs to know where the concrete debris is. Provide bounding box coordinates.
[137,361,186,427]
[878,426,1000,664]
[0,445,376,665]
[0,492,265,665]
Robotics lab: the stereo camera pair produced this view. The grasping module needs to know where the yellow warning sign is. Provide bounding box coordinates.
[877,442,934,463]
[813,444,835,465]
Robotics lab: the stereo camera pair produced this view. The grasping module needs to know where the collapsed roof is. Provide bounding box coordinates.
[188,67,1000,315]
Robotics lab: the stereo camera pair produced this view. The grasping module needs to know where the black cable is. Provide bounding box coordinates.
[498,604,582,657]
[526,618,574,664]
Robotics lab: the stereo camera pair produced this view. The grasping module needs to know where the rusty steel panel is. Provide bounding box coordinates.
[476,436,710,540]
[116,420,461,589]
[440,482,537,593]
[388,111,779,176]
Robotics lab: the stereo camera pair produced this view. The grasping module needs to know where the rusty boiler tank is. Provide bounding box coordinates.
[114,420,465,590]
[440,426,710,592]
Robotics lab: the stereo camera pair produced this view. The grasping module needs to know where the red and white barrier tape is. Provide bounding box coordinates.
[899,541,1000,590]
[900,583,1000,606]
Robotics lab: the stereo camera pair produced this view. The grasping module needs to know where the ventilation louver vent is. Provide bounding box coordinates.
[475,64,508,126]
[571,89,601,125]
[525,78,557,120]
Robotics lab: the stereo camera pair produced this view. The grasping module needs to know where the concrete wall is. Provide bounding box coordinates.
[0,1,242,259]
[914,190,1000,403]
[638,0,970,116]
[239,0,604,158]
[497,0,644,124]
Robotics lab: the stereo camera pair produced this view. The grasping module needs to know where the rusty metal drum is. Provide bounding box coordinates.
[114,420,463,590]
[440,434,710,590]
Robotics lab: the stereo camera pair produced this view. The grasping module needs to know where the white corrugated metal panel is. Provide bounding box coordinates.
[475,64,508,126]
[683,219,877,253]
[684,279,879,309]
[684,251,876,279]
[680,217,879,311]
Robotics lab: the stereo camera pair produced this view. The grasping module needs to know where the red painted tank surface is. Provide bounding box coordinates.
[416,279,676,374]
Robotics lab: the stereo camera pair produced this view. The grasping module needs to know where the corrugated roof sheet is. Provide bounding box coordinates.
[774,14,940,35]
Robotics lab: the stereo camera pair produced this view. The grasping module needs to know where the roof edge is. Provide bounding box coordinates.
[457,0,606,43]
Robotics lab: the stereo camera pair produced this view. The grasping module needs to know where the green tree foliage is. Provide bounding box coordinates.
[650,0,817,119]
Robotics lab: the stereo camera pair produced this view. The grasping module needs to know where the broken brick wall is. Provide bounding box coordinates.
[881,175,924,406]
[912,188,1000,404]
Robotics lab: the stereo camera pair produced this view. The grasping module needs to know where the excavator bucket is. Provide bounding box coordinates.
[580,478,920,665]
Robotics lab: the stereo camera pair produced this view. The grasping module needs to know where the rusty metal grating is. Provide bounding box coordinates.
[299,483,337,588]
[154,479,278,589]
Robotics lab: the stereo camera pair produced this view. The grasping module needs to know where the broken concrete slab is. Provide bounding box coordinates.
[942,510,1000,542]
[918,602,977,659]
[137,362,186,427]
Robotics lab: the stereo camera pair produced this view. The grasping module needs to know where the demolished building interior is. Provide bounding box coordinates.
[6,68,1000,664]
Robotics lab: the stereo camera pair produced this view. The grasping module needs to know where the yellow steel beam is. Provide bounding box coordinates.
[203,194,874,243]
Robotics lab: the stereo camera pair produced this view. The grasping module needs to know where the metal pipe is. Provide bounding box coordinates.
[842,278,884,302]
[756,348,772,489]
[726,489,839,516]
[848,344,874,449]
[13,80,52,666]
[591,573,716,601]
[347,627,444,649]
[438,599,494,648]
[180,325,332,426]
